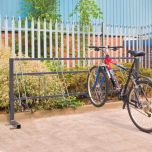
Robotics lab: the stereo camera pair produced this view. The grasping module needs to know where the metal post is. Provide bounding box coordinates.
[9,58,21,129]
[9,59,15,121]
[101,22,104,63]
[135,57,139,78]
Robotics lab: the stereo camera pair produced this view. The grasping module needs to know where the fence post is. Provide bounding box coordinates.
[31,18,35,58]
[61,20,64,66]
[0,16,2,48]
[93,22,96,65]
[5,16,8,48]
[72,21,75,67]
[124,26,127,63]
[18,17,22,57]
[101,22,104,63]
[88,24,90,66]
[55,20,58,58]
[44,19,47,58]
[77,23,80,67]
[9,58,14,121]
[9,58,21,129]
[82,25,85,67]
[49,20,52,58]
[25,17,28,57]
[66,21,69,68]
[37,18,41,58]
[120,26,123,63]
[148,25,151,68]
[12,17,15,57]
[97,23,101,65]
[115,26,118,58]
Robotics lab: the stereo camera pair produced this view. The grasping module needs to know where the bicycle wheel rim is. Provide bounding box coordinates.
[127,81,152,132]
[87,66,108,107]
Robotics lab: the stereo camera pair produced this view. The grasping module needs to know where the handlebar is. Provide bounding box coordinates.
[89,46,124,51]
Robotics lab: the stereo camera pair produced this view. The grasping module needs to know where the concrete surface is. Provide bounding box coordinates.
[0,105,152,152]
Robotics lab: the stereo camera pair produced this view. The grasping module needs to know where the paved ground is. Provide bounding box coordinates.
[0,106,152,152]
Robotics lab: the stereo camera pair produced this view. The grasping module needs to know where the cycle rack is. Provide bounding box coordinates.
[9,57,137,129]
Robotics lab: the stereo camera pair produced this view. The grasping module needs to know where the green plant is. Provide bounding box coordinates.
[139,68,152,77]
[52,96,84,109]
[0,47,86,112]
[44,61,89,94]
[63,73,88,94]
[20,0,63,57]
[23,96,84,111]
[106,62,152,97]
[71,0,103,25]
[21,0,61,22]
[44,60,63,72]
[0,47,65,111]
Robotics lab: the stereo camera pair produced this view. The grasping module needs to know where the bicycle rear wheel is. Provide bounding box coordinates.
[87,66,108,107]
[127,80,152,133]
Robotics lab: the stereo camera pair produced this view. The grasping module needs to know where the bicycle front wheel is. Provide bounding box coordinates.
[127,80,152,133]
[87,66,108,107]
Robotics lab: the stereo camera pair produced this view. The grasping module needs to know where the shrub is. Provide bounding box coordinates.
[44,61,90,94]
[0,47,83,111]
[0,47,10,110]
[139,68,152,77]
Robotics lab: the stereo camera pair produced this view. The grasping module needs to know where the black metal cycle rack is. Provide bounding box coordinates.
[9,57,136,129]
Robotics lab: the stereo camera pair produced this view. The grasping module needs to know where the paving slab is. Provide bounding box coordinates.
[0,106,152,152]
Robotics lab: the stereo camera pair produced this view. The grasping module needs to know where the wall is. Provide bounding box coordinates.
[0,0,152,26]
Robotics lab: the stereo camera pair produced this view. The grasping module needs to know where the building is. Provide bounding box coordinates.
[0,0,152,26]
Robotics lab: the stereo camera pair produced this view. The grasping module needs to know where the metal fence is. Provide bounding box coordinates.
[0,17,152,68]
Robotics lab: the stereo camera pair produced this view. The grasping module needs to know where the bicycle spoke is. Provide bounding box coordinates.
[127,80,152,133]
[87,66,108,107]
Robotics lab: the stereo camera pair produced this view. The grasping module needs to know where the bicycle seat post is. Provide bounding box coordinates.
[134,57,139,78]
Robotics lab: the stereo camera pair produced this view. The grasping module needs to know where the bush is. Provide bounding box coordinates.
[115,62,152,83]
[0,47,83,111]
[139,68,152,78]
[0,47,10,110]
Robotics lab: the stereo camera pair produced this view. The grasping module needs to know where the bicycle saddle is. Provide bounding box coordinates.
[128,50,145,57]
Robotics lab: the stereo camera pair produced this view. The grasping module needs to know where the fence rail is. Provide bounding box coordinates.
[0,17,152,68]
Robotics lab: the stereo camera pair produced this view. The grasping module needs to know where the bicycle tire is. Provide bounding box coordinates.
[127,80,152,133]
[87,66,109,107]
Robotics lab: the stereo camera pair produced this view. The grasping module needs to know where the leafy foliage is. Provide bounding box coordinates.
[71,0,103,25]
[0,47,83,111]
[52,96,84,109]
[22,0,61,22]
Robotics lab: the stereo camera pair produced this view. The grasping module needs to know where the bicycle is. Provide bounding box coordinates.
[87,46,152,133]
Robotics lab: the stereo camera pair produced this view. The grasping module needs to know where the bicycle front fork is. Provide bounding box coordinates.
[93,67,106,89]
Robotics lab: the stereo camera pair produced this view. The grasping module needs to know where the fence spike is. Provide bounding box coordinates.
[77,22,80,67]
[44,18,47,58]
[25,17,28,57]
[61,20,64,66]
[72,21,75,67]
[37,18,41,58]
[11,17,15,57]
[49,19,52,58]
[55,19,58,58]
[0,15,2,48]
[4,16,8,49]
[18,16,22,57]
[66,20,69,68]
[31,18,35,58]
